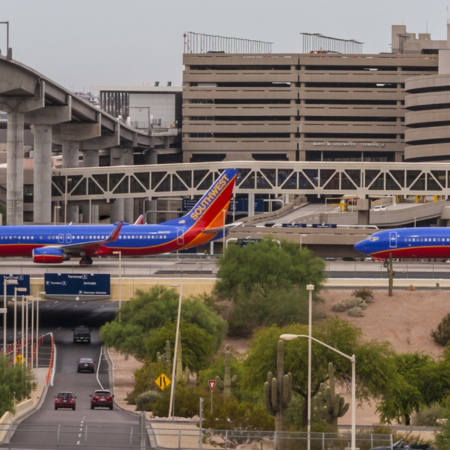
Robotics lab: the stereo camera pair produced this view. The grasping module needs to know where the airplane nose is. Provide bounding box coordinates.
[354,240,367,255]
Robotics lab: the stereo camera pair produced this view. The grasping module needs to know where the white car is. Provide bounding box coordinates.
[373,205,387,211]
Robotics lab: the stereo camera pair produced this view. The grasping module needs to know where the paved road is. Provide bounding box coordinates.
[1,302,149,449]
[0,257,449,280]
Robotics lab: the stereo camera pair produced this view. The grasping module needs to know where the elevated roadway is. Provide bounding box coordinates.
[0,54,178,225]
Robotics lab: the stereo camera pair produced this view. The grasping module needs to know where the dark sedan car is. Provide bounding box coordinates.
[372,439,437,450]
[77,357,95,373]
[90,390,114,410]
[55,392,76,410]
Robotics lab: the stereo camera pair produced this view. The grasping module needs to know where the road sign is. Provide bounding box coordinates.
[208,380,216,392]
[155,373,171,390]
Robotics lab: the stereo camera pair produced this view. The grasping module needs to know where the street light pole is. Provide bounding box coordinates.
[13,287,26,365]
[280,333,356,450]
[169,283,183,420]
[222,210,226,254]
[3,277,18,356]
[113,251,122,322]
[37,291,45,369]
[306,285,314,450]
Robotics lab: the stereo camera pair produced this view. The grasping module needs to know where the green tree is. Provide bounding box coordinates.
[100,286,227,360]
[377,353,450,425]
[213,239,326,336]
[435,409,450,450]
[215,238,326,299]
[0,355,34,417]
[146,323,213,373]
[242,318,395,428]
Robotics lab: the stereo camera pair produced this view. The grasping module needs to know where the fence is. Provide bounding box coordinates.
[0,423,393,450]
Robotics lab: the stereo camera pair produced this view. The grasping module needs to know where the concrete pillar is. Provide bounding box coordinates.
[144,149,157,165]
[82,150,99,223]
[123,148,134,223]
[7,111,24,225]
[248,193,255,217]
[33,125,52,223]
[144,149,158,223]
[62,140,80,223]
[110,147,124,223]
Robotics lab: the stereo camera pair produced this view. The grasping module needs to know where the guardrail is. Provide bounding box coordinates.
[0,424,393,450]
[46,333,54,386]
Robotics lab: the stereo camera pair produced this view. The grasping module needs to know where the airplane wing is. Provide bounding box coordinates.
[202,222,244,234]
[133,214,144,225]
[52,221,123,256]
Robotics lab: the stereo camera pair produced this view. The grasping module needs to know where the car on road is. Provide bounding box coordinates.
[77,357,95,373]
[373,205,387,211]
[73,326,92,343]
[55,392,76,410]
[90,389,114,410]
[371,439,437,450]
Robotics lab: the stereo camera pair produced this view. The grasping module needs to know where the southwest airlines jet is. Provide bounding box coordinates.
[354,227,450,260]
[0,169,238,265]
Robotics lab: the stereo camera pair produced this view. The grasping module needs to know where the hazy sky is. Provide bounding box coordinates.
[1,0,449,92]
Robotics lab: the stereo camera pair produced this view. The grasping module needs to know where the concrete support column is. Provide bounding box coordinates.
[82,150,99,223]
[110,147,124,223]
[144,149,158,224]
[123,148,134,223]
[62,140,80,223]
[33,125,52,223]
[7,111,24,225]
[248,193,255,217]
[144,149,157,165]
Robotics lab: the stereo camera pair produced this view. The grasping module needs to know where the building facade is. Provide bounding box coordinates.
[182,26,450,164]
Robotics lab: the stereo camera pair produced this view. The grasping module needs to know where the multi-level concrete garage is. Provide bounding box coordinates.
[182,26,448,164]
[405,51,450,162]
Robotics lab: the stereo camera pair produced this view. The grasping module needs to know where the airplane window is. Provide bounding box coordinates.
[412,238,415,242]
[151,236,154,239]
[132,236,135,239]
[433,238,436,241]
[139,236,143,239]
[438,238,441,242]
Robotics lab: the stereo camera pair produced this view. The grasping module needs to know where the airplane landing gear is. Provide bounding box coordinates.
[79,256,93,266]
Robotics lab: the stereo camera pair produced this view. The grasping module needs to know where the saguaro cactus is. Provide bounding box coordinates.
[157,340,171,366]
[313,362,349,430]
[215,351,237,397]
[264,340,292,450]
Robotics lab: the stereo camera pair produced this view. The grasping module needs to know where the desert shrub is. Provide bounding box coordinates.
[332,298,367,313]
[412,402,446,426]
[125,360,168,405]
[352,288,374,303]
[136,390,163,411]
[432,313,450,346]
[152,384,209,418]
[348,306,365,317]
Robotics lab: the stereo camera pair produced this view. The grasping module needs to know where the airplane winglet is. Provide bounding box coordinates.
[133,214,144,225]
[105,221,123,243]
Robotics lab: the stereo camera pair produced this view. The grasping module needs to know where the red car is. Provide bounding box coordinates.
[55,392,76,410]
[90,390,114,410]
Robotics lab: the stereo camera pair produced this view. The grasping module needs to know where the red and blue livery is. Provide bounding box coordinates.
[0,169,238,265]
[354,227,450,260]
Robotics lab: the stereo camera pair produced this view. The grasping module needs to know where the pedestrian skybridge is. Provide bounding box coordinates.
[51,161,450,204]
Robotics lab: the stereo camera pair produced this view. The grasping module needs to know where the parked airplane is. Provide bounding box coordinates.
[0,169,239,265]
[354,227,450,260]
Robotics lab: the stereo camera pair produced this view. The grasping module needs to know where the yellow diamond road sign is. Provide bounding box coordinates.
[155,373,171,390]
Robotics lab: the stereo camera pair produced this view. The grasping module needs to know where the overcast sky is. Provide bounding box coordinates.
[1,0,449,92]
